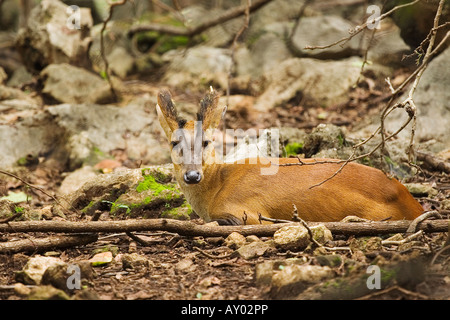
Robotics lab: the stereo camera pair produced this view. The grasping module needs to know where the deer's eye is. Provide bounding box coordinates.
[203,140,211,148]
[171,141,180,148]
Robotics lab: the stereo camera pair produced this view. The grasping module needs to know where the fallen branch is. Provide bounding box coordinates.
[0,233,98,254]
[128,0,273,37]
[0,218,447,237]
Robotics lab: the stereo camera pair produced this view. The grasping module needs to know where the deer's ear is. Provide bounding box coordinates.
[197,89,226,130]
[156,90,179,138]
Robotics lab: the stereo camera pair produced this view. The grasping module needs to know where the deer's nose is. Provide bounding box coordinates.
[184,170,202,184]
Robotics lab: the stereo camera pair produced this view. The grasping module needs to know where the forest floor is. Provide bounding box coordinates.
[0,68,449,301]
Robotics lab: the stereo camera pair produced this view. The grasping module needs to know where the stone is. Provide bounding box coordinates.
[235,241,271,260]
[302,124,347,158]
[291,15,361,59]
[15,256,66,285]
[41,261,94,293]
[271,264,333,297]
[0,67,7,84]
[225,232,247,249]
[58,166,98,196]
[254,57,365,111]
[108,46,135,79]
[316,254,342,267]
[121,253,152,270]
[310,224,333,245]
[404,183,439,198]
[16,0,93,74]
[380,46,450,152]
[273,225,310,251]
[162,46,232,90]
[41,63,114,104]
[349,237,383,253]
[28,285,70,300]
[254,261,275,286]
[89,251,113,266]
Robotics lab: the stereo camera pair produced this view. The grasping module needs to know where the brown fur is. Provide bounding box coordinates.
[176,158,423,224]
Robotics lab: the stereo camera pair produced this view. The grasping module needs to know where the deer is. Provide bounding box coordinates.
[156,89,423,225]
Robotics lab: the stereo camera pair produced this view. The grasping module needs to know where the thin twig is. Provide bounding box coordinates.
[406,210,440,233]
[100,0,128,100]
[382,230,424,246]
[0,169,73,216]
[227,0,251,107]
[128,0,273,37]
[430,244,450,266]
[304,0,421,51]
[193,246,233,259]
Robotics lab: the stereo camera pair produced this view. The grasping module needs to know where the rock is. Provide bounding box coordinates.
[28,285,71,300]
[175,258,195,272]
[58,166,98,196]
[0,93,171,169]
[47,97,170,168]
[273,225,310,251]
[254,57,365,111]
[246,235,261,243]
[248,0,307,36]
[16,0,93,74]
[381,46,450,152]
[316,254,342,267]
[235,241,271,260]
[364,18,411,66]
[162,46,232,90]
[0,67,7,84]
[14,283,32,297]
[310,224,333,245]
[67,165,189,220]
[349,237,382,253]
[0,199,15,219]
[302,124,347,158]
[236,26,293,79]
[89,252,113,266]
[41,63,115,104]
[404,183,438,198]
[271,264,333,298]
[254,261,275,286]
[441,199,450,211]
[225,232,247,249]
[15,256,66,285]
[108,46,135,79]
[6,65,34,87]
[291,15,360,59]
[389,0,449,51]
[41,261,94,293]
[121,253,152,270]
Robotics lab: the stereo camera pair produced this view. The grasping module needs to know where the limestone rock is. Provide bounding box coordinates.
[273,225,310,251]
[41,63,114,104]
[16,0,93,74]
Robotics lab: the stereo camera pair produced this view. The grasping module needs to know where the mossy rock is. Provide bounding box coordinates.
[73,165,192,220]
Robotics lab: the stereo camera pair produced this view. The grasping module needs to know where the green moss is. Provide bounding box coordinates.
[137,168,179,196]
[81,201,96,214]
[161,202,192,220]
[14,206,25,214]
[283,142,303,157]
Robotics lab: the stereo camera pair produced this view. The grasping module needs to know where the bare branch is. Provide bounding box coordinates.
[128,0,273,37]
[0,218,447,237]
